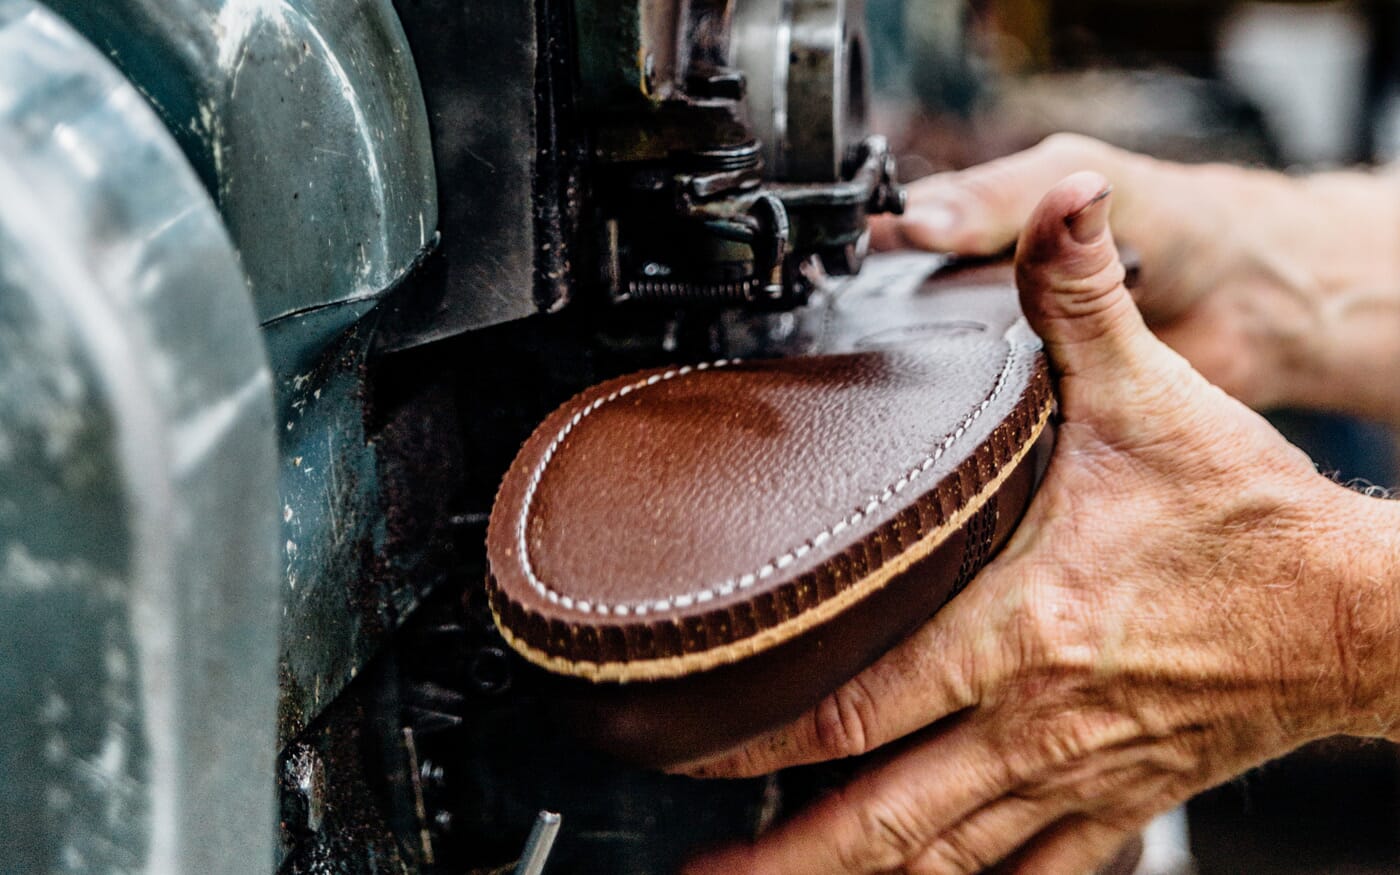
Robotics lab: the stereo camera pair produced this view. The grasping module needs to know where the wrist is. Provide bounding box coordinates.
[1136,163,1400,418]
[1306,479,1400,740]
[1235,468,1400,744]
[1257,170,1400,420]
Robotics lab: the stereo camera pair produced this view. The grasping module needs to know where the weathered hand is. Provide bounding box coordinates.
[680,173,1400,874]
[872,134,1400,421]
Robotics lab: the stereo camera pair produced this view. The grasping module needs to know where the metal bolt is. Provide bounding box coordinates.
[419,759,446,788]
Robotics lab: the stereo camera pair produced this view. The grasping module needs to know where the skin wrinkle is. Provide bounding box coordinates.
[911,794,1065,874]
[818,671,879,760]
[1353,558,1400,739]
[1337,506,1400,734]
[1345,553,1400,732]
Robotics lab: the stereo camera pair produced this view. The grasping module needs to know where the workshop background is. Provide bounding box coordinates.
[874,1,1400,872]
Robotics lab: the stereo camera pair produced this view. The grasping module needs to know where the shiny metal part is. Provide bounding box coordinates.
[37,0,456,743]
[515,811,564,875]
[42,0,440,369]
[0,2,278,870]
[732,0,792,176]
[733,0,870,181]
[587,0,888,310]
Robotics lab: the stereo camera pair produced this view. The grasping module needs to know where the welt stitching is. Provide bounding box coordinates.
[517,344,1020,616]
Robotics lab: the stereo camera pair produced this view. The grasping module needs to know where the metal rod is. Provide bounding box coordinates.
[515,810,563,875]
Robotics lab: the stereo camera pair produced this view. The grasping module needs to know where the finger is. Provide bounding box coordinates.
[1015,171,1161,383]
[906,745,1181,875]
[995,816,1141,875]
[886,134,1120,256]
[903,795,1063,875]
[674,596,982,778]
[683,721,1013,875]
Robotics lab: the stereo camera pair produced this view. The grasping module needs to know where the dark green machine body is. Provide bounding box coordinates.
[0,1,448,868]
[0,1,901,871]
[0,2,280,869]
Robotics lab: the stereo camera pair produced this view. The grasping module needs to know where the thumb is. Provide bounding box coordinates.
[1015,171,1159,382]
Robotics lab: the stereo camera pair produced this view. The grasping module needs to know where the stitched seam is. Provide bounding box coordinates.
[497,403,1052,683]
[517,344,1020,616]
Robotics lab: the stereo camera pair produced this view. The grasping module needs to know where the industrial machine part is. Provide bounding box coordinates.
[0,1,279,870]
[384,0,902,348]
[1,0,906,872]
[37,0,444,744]
[732,0,872,182]
[575,0,902,310]
[516,811,564,875]
[40,0,440,372]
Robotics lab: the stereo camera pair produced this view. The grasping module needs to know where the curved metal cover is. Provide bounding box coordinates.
[0,3,280,871]
[39,0,440,363]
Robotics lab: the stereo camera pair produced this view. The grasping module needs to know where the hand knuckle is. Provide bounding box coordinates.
[1038,131,1102,162]
[858,796,930,868]
[1011,582,1100,671]
[813,676,880,760]
[919,829,996,875]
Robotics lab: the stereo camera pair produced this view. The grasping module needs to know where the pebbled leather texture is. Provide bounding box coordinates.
[490,256,1050,666]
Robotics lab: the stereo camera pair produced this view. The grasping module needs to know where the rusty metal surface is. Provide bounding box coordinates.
[0,2,279,869]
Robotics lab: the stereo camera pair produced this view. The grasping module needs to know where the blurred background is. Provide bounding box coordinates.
[867,1,1400,871]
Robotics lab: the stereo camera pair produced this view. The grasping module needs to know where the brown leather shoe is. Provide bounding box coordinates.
[486,257,1052,767]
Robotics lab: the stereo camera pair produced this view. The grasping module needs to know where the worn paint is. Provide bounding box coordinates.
[272,321,389,742]
[42,0,440,373]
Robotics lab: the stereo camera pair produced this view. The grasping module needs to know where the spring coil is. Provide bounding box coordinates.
[624,277,762,303]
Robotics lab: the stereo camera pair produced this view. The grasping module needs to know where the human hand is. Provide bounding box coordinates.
[872,134,1400,421]
[680,172,1400,874]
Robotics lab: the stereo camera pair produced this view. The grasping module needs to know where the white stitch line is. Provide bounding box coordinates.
[516,346,1020,614]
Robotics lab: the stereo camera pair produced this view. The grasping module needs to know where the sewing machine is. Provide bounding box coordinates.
[0,0,904,872]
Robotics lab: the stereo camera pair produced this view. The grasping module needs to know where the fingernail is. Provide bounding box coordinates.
[1065,185,1112,245]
